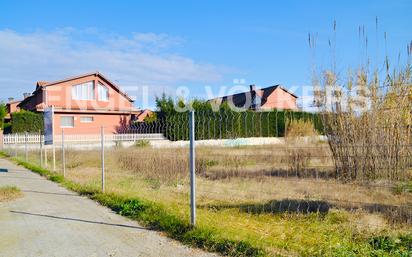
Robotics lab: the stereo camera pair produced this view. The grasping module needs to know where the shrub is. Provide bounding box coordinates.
[286,119,318,138]
[394,182,412,194]
[134,139,150,148]
[0,103,6,130]
[3,123,12,134]
[11,110,44,133]
[144,112,157,123]
[369,234,412,254]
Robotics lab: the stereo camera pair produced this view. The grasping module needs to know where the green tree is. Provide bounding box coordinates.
[155,93,175,115]
[0,103,6,130]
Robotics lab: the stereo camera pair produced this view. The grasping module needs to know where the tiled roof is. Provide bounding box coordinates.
[210,84,298,109]
[36,81,49,87]
[34,72,134,102]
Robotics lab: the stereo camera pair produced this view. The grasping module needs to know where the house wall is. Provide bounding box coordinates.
[45,74,134,112]
[136,109,153,122]
[54,113,132,135]
[261,87,297,110]
[11,73,139,135]
[6,101,21,115]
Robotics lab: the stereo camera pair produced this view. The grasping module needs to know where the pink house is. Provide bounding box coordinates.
[16,72,141,134]
[210,84,298,110]
[5,99,21,123]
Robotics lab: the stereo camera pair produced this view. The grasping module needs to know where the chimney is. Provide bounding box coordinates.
[249,84,256,92]
[8,97,14,103]
[249,84,261,110]
[23,93,31,99]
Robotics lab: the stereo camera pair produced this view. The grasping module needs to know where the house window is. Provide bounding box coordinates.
[72,81,95,100]
[98,83,109,101]
[61,116,74,128]
[80,116,94,123]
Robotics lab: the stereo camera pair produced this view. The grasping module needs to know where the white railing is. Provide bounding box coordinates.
[3,133,43,144]
[2,133,165,145]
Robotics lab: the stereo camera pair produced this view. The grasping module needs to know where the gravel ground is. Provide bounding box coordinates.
[0,158,217,257]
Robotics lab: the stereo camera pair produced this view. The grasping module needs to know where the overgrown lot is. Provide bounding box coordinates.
[6,141,411,256]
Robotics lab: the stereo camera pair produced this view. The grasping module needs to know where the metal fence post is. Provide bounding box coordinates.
[25,132,28,162]
[44,144,48,168]
[14,134,17,157]
[39,130,43,167]
[52,140,56,171]
[189,110,196,226]
[62,129,65,177]
[101,126,105,193]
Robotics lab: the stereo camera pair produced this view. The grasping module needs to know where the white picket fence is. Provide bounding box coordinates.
[2,133,165,145]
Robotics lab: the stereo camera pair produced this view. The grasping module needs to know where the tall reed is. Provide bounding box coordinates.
[312,23,412,182]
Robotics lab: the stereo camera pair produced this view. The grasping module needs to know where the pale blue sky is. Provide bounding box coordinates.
[0,0,411,109]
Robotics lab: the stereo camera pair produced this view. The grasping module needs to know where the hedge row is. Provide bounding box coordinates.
[0,103,6,130]
[161,110,323,141]
[11,110,44,133]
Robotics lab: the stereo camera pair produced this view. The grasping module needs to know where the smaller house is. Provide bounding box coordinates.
[135,109,153,122]
[5,99,21,123]
[209,84,298,110]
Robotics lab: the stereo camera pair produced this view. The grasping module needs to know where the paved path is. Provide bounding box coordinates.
[0,158,216,257]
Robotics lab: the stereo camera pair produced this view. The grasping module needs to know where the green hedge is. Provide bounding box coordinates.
[11,110,44,133]
[161,110,324,141]
[153,95,324,141]
[0,103,6,130]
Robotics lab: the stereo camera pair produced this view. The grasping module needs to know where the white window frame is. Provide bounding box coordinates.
[60,116,74,128]
[80,116,94,123]
[72,81,95,100]
[97,83,109,101]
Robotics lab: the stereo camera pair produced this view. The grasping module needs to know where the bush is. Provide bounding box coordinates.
[369,234,412,255]
[134,139,150,148]
[286,119,318,138]
[394,182,412,194]
[0,103,6,130]
[11,110,44,133]
[3,123,12,134]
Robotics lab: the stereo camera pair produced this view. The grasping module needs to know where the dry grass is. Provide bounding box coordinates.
[0,185,22,202]
[15,143,412,255]
[314,48,412,182]
[286,119,318,138]
[33,143,412,222]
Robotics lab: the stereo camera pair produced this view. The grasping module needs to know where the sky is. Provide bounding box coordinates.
[0,0,411,109]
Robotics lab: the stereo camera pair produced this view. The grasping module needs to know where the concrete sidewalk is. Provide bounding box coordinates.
[0,158,216,257]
